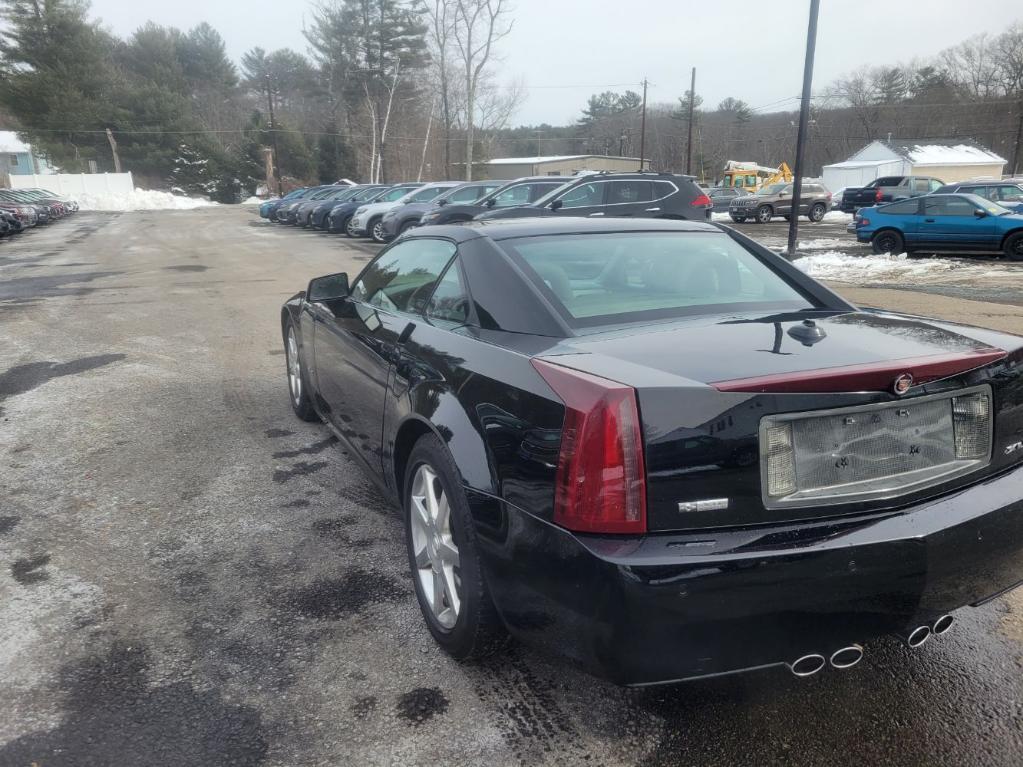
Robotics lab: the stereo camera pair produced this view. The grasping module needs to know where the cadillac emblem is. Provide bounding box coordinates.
[892,373,914,395]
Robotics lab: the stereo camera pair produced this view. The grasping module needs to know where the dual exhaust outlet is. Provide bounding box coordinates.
[787,614,955,678]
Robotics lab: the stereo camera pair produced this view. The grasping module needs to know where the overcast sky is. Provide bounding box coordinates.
[88,0,1021,125]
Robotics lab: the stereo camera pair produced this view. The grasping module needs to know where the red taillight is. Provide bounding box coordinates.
[858,217,870,227]
[691,193,712,208]
[531,359,647,534]
[875,189,883,202]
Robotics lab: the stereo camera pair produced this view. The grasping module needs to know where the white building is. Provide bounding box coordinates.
[822,139,1006,191]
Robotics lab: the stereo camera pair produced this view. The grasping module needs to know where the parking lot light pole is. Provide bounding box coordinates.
[686,67,696,176]
[786,0,820,259]
[639,79,648,171]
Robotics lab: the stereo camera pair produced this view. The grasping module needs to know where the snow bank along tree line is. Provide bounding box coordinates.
[0,1,1021,194]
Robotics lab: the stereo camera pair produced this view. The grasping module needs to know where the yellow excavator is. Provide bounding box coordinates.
[719,161,793,192]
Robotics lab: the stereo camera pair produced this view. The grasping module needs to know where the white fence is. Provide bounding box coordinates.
[10,172,135,196]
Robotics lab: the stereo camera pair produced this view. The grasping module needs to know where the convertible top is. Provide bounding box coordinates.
[409,216,720,243]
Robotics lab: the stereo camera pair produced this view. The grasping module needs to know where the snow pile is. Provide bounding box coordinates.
[797,238,847,250]
[794,251,963,282]
[243,196,263,205]
[77,188,218,212]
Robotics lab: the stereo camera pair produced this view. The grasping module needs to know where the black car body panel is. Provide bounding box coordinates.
[324,186,394,232]
[281,217,1023,685]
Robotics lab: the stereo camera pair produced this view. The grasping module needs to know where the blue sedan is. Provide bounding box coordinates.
[853,193,1023,260]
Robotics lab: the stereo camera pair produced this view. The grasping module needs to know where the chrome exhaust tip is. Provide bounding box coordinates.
[932,614,955,636]
[899,625,931,648]
[789,653,826,677]
[829,644,864,670]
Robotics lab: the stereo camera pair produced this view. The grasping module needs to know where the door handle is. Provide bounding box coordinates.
[588,212,604,217]
[645,207,661,212]
[924,218,935,223]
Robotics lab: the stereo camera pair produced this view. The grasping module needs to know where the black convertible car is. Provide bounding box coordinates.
[281,217,1023,685]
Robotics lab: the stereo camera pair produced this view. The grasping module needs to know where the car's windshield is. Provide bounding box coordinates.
[499,232,813,327]
[756,183,788,196]
[352,187,388,201]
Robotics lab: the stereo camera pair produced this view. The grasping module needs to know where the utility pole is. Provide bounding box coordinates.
[1012,98,1023,176]
[265,74,283,197]
[638,79,648,170]
[535,130,544,157]
[619,131,627,156]
[686,67,696,175]
[105,128,122,173]
[786,0,820,259]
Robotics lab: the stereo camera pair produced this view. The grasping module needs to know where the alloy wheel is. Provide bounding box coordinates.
[409,463,461,629]
[876,233,897,253]
[372,221,386,242]
[346,218,357,237]
[286,327,302,405]
[757,206,772,223]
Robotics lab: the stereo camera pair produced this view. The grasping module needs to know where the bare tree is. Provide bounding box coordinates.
[451,0,513,179]
[425,0,458,176]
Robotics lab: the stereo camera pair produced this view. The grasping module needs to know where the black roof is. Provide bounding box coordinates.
[408,216,719,243]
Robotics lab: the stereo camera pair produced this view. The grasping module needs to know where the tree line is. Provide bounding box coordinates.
[0,0,517,199]
[1,2,1020,198]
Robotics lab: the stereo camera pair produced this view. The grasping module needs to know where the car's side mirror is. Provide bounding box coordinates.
[550,199,563,211]
[974,208,987,219]
[307,272,349,301]
[437,199,448,206]
[485,198,496,208]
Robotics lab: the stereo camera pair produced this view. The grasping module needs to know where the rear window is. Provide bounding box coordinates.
[498,232,814,327]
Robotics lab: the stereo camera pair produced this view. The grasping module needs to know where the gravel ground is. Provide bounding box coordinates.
[2,208,1023,767]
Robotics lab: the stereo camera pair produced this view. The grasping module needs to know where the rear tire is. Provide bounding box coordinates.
[1004,232,1023,262]
[284,321,318,422]
[403,433,505,660]
[871,229,905,255]
[808,202,827,222]
[755,205,773,224]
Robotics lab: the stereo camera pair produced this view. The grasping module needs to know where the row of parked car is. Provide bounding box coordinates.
[258,172,715,242]
[0,187,78,236]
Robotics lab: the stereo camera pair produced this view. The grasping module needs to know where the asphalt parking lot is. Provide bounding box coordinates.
[2,207,1023,766]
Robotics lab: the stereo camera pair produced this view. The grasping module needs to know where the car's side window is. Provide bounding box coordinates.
[448,186,483,203]
[529,182,566,202]
[923,196,975,217]
[880,199,919,215]
[929,179,944,192]
[558,182,605,208]
[491,184,531,207]
[652,181,676,199]
[998,185,1023,202]
[608,180,653,204]
[425,258,471,328]
[351,239,456,316]
[911,178,930,194]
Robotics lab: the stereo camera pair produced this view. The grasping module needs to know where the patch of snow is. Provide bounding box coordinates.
[77,188,217,212]
[711,212,732,221]
[793,251,980,282]
[903,143,1005,166]
[243,196,262,205]
[823,210,851,221]
[797,238,848,250]
[0,130,31,153]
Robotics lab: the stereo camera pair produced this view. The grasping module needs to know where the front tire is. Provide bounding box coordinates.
[284,321,318,422]
[756,205,773,224]
[345,217,359,238]
[871,229,905,255]
[370,218,387,243]
[404,434,505,659]
[1004,232,1023,262]
[808,202,827,222]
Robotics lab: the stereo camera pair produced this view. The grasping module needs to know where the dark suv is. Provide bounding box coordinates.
[418,176,573,227]
[728,182,832,223]
[934,181,1023,213]
[474,172,713,222]
[379,180,505,240]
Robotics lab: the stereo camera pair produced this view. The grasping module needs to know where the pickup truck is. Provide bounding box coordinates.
[839,175,944,213]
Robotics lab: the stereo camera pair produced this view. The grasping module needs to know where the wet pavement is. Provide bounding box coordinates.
[1,208,1022,766]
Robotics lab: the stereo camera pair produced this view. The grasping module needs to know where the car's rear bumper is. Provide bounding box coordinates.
[478,462,1023,686]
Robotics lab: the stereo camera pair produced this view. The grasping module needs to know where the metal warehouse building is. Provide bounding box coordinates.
[479,154,651,179]
[822,138,1006,190]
